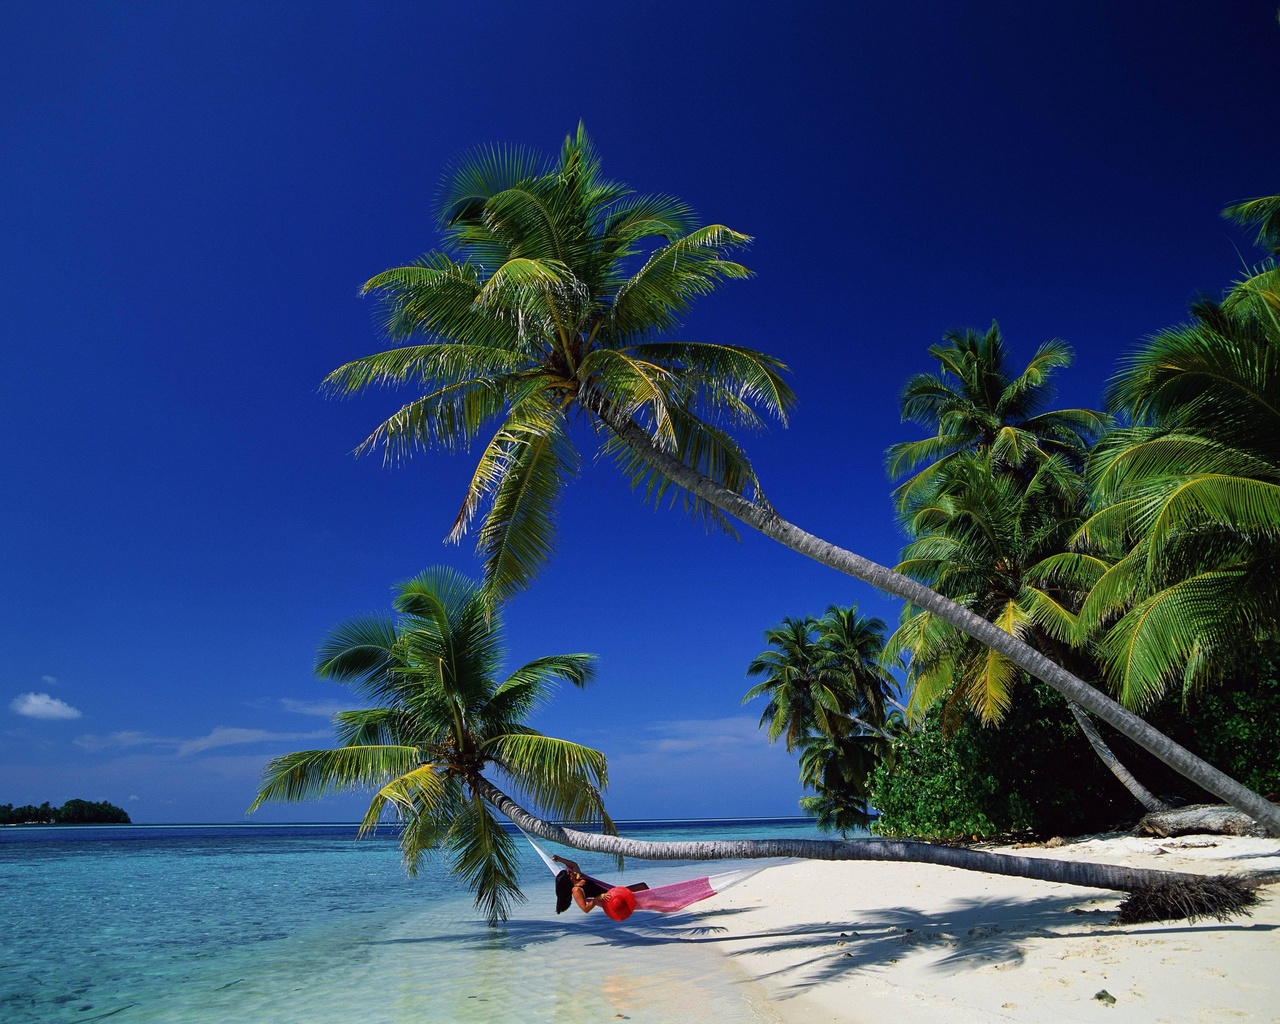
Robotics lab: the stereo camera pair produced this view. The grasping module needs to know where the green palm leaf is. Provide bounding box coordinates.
[248,745,423,811]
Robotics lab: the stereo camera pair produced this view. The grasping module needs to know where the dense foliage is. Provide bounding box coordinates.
[868,683,1144,839]
[327,126,1279,837]
[852,196,1280,840]
[743,607,900,832]
[0,799,130,825]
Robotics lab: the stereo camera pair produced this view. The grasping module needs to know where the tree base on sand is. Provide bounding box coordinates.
[1115,876,1263,924]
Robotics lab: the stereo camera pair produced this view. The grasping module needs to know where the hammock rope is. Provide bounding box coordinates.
[523,833,769,914]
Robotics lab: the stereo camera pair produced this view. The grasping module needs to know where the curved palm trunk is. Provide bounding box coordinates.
[472,776,1206,894]
[599,410,1280,836]
[1067,701,1169,813]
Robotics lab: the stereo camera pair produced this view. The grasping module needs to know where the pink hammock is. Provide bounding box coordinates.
[525,835,764,914]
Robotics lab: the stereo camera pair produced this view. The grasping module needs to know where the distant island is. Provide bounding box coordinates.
[1,799,131,825]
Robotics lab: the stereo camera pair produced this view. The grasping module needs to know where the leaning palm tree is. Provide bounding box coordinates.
[472,774,1263,925]
[248,567,612,925]
[323,126,1279,834]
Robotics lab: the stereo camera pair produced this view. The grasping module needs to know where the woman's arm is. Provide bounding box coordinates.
[571,878,597,913]
[552,854,583,876]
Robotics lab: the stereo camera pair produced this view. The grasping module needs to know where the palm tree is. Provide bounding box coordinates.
[471,775,1262,923]
[1224,192,1280,254]
[1077,265,1280,712]
[248,567,613,925]
[886,453,1168,811]
[886,324,1109,510]
[744,607,899,828]
[323,126,1279,834]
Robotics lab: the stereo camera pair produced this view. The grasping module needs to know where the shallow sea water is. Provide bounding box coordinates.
[1,820,823,1023]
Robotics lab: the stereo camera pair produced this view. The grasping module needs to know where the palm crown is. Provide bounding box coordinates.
[887,453,1094,722]
[249,567,612,925]
[1077,264,1280,708]
[325,125,794,598]
[886,323,1108,511]
[743,607,895,750]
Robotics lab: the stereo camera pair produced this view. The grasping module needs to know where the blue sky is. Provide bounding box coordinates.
[2,2,1276,823]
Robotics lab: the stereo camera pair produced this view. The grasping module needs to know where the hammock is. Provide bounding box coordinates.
[525,834,766,914]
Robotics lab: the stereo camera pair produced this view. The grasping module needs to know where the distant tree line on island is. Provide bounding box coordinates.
[0,799,131,825]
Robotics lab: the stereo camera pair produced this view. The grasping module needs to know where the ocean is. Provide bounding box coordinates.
[1,818,826,1023]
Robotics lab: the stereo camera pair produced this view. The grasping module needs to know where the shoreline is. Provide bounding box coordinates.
[696,832,1280,1023]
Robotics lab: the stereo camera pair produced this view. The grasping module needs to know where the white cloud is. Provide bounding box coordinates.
[177,727,330,756]
[11,692,82,720]
[128,794,140,802]
[74,730,165,752]
[279,698,348,718]
[41,675,59,686]
[643,716,767,755]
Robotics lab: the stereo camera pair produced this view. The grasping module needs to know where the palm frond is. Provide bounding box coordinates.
[477,413,580,600]
[359,763,453,839]
[1097,569,1252,709]
[249,745,423,811]
[447,789,525,926]
[486,733,611,824]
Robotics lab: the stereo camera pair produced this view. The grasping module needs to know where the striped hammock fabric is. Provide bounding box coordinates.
[524,834,765,914]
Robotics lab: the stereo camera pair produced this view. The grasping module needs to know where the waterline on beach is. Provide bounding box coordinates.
[2,820,824,1023]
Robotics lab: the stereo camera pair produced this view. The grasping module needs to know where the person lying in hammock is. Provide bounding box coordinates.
[552,855,648,921]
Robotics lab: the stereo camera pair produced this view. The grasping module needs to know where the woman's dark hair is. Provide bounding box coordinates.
[555,870,573,914]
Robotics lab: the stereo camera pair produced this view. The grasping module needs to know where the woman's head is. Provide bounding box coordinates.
[554,870,573,914]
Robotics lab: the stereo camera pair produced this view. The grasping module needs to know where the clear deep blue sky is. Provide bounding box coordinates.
[3,2,1277,822]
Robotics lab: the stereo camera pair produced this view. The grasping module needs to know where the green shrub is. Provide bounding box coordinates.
[870,682,1137,840]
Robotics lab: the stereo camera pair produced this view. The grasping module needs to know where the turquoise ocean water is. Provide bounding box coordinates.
[1,819,824,1023]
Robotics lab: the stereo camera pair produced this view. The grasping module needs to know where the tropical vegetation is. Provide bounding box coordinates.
[0,799,131,825]
[1077,264,1280,711]
[859,196,1280,839]
[742,606,900,832]
[323,126,1280,833]
[248,567,613,925]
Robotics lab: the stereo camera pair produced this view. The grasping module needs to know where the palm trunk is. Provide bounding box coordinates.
[598,410,1280,836]
[471,776,1208,894]
[1067,701,1169,813]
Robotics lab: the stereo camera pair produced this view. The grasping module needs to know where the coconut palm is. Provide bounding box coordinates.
[1077,265,1280,711]
[472,775,1262,924]
[1224,192,1280,254]
[744,607,899,828]
[744,607,896,746]
[248,567,612,925]
[886,324,1109,510]
[887,453,1168,811]
[796,708,907,834]
[324,126,1279,834]
[743,616,831,751]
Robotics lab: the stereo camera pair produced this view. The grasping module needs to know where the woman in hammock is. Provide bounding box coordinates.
[552,855,647,921]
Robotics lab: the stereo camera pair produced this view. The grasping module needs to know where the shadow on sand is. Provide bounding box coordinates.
[368,887,1276,1001]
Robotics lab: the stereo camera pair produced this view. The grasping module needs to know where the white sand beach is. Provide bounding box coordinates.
[705,834,1280,1024]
